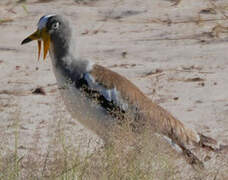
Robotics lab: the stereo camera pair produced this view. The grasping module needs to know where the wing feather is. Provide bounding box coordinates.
[89,65,201,145]
[76,64,220,167]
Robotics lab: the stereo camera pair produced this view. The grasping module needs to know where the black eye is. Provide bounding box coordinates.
[52,22,60,30]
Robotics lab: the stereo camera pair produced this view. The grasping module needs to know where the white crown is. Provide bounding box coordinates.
[37,14,56,30]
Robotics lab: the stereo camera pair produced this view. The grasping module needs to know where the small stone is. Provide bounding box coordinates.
[204,155,211,162]
[122,51,127,58]
[32,87,46,95]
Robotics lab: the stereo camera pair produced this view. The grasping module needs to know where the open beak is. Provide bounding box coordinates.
[21,28,50,61]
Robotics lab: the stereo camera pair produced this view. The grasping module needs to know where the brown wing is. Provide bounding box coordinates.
[90,64,219,167]
[90,65,198,142]
[90,64,148,105]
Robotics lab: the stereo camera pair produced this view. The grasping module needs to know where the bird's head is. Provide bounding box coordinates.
[21,14,71,60]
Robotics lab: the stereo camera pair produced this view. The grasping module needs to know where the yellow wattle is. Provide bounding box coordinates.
[38,40,41,61]
[41,30,50,61]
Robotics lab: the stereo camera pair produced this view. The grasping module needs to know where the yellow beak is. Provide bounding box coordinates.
[21,28,50,61]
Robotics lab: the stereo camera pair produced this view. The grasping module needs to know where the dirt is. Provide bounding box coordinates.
[0,0,228,179]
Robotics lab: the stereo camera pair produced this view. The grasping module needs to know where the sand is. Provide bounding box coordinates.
[0,0,227,179]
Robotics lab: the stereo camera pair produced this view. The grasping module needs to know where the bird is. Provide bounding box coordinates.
[21,14,221,167]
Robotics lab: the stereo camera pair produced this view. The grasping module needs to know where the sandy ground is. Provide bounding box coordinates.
[0,0,228,179]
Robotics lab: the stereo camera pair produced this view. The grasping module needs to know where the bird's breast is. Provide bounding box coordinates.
[51,64,118,136]
[50,59,142,138]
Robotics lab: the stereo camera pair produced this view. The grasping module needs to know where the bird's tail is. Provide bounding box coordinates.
[150,105,221,168]
[198,133,219,151]
[153,105,219,151]
[169,124,222,169]
[170,120,219,150]
[139,98,226,167]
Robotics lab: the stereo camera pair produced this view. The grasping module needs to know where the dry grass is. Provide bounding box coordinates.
[1,92,227,179]
[0,101,179,180]
[44,132,178,179]
[0,80,227,180]
[1,0,228,179]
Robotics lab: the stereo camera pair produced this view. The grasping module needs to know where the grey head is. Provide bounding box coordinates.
[21,14,89,79]
[21,14,74,60]
[44,15,73,59]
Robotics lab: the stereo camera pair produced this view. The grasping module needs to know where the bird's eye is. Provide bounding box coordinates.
[52,22,60,30]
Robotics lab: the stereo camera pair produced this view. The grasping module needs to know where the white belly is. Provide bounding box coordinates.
[53,66,115,138]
